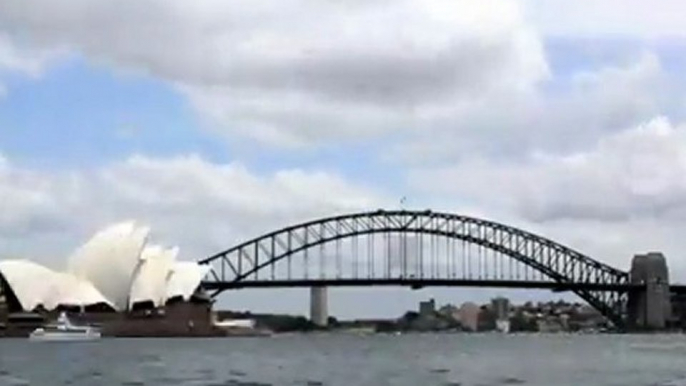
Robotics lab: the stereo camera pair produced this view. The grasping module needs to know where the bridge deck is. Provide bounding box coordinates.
[202,279,645,292]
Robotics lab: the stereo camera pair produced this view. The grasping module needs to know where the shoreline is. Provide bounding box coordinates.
[3,329,685,339]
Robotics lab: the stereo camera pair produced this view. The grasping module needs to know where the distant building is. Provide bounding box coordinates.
[458,302,480,332]
[491,297,510,321]
[560,314,570,330]
[438,304,460,321]
[671,293,686,328]
[419,298,436,317]
[537,316,564,333]
[490,297,510,333]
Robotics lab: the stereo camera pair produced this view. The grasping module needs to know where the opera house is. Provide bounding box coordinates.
[0,222,219,337]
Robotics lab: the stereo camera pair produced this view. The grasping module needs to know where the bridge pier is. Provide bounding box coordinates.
[627,252,672,330]
[310,286,328,327]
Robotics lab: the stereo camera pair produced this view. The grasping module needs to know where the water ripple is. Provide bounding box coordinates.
[1,334,686,386]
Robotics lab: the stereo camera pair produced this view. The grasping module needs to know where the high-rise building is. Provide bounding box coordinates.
[491,297,511,333]
[491,297,510,320]
[458,302,480,331]
[419,298,436,317]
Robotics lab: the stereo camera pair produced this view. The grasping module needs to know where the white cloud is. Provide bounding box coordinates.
[0,154,73,238]
[408,116,686,223]
[386,51,672,164]
[1,0,685,156]
[0,153,387,265]
[0,34,55,76]
[3,0,682,159]
[94,154,386,251]
[0,34,61,96]
[0,0,548,147]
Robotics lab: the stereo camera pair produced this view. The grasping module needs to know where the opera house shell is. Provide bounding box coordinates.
[0,221,210,314]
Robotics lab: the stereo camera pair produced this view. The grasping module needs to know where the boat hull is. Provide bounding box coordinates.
[29,331,101,342]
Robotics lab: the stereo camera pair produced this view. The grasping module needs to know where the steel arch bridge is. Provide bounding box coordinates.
[199,209,631,326]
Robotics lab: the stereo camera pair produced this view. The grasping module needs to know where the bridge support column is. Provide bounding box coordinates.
[627,252,671,330]
[310,286,328,327]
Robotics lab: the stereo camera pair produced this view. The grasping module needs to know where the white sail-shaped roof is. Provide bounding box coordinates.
[165,262,211,301]
[0,260,113,311]
[0,260,60,311]
[2,221,211,312]
[46,272,114,310]
[129,245,178,307]
[68,221,149,310]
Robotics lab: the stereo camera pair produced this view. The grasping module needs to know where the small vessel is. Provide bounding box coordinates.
[29,312,101,341]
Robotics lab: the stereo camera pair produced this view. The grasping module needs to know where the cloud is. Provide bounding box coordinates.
[3,0,681,159]
[0,153,386,265]
[0,34,61,96]
[1,0,684,157]
[0,154,73,238]
[408,116,686,224]
[0,0,548,147]
[386,51,673,164]
[0,34,55,76]
[94,154,386,250]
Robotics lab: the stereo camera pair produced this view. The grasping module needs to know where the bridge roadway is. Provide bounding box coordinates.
[202,279,686,293]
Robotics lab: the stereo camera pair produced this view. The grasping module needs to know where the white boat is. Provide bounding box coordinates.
[496,319,511,333]
[29,312,101,341]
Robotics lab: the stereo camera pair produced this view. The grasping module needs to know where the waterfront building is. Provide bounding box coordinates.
[458,302,480,331]
[537,316,564,333]
[438,304,460,322]
[419,298,436,317]
[491,297,510,321]
[671,293,686,328]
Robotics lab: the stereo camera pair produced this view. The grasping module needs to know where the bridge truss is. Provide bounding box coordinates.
[200,210,631,326]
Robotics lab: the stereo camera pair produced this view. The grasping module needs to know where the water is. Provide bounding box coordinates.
[1,333,686,386]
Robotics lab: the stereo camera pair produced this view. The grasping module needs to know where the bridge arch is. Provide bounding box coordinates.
[200,210,630,326]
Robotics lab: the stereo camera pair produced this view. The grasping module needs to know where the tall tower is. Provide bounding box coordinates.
[310,286,328,327]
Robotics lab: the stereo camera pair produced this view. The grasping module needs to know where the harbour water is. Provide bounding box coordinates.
[1,333,685,386]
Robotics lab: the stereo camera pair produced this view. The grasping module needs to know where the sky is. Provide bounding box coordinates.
[2,0,686,319]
